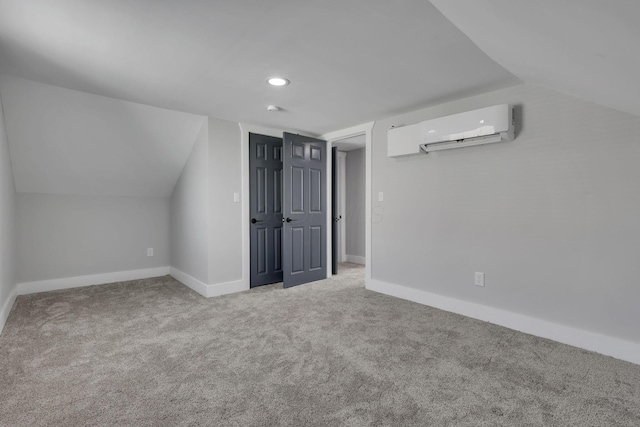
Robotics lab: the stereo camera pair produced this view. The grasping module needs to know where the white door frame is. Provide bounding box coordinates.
[336,151,347,262]
[322,121,374,282]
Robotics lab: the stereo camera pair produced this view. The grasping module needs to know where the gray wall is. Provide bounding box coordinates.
[16,194,170,283]
[170,121,210,284]
[0,93,16,310]
[170,117,243,286]
[208,118,242,284]
[0,75,205,198]
[372,83,640,343]
[345,148,366,258]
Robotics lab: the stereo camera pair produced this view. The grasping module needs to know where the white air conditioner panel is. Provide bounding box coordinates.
[422,104,512,145]
[387,104,514,157]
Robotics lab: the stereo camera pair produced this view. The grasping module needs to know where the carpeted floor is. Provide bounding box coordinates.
[1,263,639,426]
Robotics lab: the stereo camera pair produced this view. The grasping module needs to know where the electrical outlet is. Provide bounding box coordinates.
[474,272,485,287]
[147,248,154,257]
[233,192,240,203]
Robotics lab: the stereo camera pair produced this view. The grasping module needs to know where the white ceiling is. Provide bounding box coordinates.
[0,76,205,197]
[430,0,640,119]
[0,0,519,136]
[2,1,636,199]
[334,134,366,152]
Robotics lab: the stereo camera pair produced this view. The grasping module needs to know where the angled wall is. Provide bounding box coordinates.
[0,92,16,331]
[370,84,640,362]
[169,117,245,297]
[170,121,210,288]
[0,76,205,198]
[0,78,206,295]
[207,117,242,286]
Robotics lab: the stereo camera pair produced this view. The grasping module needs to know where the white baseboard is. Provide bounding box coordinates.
[17,266,171,296]
[345,255,365,265]
[0,285,18,335]
[207,279,247,298]
[367,279,640,366]
[169,267,208,297]
[169,267,248,298]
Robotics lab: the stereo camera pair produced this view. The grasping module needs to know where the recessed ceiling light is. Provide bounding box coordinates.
[267,105,281,112]
[267,77,290,86]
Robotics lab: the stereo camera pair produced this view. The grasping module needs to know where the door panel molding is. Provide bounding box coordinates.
[310,226,322,270]
[291,227,304,273]
[273,227,282,273]
[273,170,282,213]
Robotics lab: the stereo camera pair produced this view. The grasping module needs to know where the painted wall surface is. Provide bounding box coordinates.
[0,93,16,311]
[208,117,242,285]
[16,194,170,283]
[0,76,205,197]
[372,84,640,343]
[170,121,210,284]
[345,148,366,258]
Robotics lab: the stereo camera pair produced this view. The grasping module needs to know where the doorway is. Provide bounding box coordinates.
[241,121,373,290]
[331,148,347,274]
[330,134,367,272]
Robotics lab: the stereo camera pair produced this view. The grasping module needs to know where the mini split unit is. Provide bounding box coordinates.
[387,104,515,157]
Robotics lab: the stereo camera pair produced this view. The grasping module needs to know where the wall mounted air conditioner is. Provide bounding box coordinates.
[387,104,515,157]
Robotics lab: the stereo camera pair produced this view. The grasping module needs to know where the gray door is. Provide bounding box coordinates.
[282,133,327,288]
[249,133,283,287]
[331,147,338,275]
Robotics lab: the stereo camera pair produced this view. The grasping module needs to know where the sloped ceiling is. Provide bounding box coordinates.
[429,0,640,118]
[0,76,205,197]
[0,0,519,136]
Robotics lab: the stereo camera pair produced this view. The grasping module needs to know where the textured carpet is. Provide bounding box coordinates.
[1,263,639,426]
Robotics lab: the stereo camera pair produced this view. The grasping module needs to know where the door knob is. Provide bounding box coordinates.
[251,218,263,224]
[283,217,297,223]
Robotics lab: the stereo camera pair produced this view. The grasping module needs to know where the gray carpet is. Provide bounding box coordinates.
[1,263,639,426]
